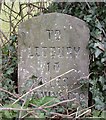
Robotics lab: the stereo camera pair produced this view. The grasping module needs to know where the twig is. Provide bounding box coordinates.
[77,109,91,118]
[0,17,10,22]
[69,105,94,117]
[43,98,76,109]
[77,73,92,81]
[0,106,47,111]
[22,111,39,118]
[50,105,94,118]
[21,3,47,10]
[0,87,43,111]
[13,13,28,32]
[18,95,28,119]
[0,29,9,42]
[21,112,31,118]
[68,85,83,93]
[76,107,80,118]
[50,111,72,118]
[40,98,56,108]
[85,0,91,9]
[0,34,4,45]
[0,107,37,111]
[12,69,76,105]
[2,9,16,20]
[18,80,37,119]
[0,87,19,98]
[9,2,14,36]
[4,2,18,14]
[8,97,16,101]
[0,107,32,111]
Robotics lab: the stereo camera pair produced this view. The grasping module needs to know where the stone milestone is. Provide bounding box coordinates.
[18,13,90,105]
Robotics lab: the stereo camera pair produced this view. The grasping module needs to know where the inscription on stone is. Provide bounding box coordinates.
[18,13,89,104]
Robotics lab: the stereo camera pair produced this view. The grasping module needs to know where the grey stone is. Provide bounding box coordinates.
[18,13,90,105]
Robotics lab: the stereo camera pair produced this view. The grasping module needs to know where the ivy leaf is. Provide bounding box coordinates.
[10,35,17,42]
[98,76,105,85]
[94,96,104,110]
[95,48,102,58]
[33,96,60,106]
[96,20,103,31]
[101,111,106,118]
[84,15,92,22]
[101,58,106,63]
[38,112,45,118]
[92,110,101,117]
[9,46,15,52]
[6,68,14,75]
[11,103,21,108]
[4,111,12,118]
[103,85,106,91]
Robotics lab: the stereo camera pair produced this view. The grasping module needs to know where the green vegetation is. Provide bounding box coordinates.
[0,2,106,119]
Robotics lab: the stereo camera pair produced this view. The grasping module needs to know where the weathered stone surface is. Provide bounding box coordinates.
[18,13,89,105]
